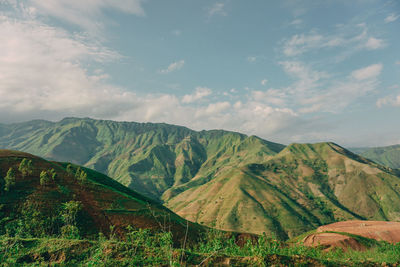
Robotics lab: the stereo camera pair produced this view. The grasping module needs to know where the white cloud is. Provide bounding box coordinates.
[289,19,303,26]
[261,79,268,86]
[27,0,145,31]
[274,61,382,113]
[279,61,328,92]
[283,25,385,57]
[365,37,385,50]
[159,60,185,74]
[182,87,212,103]
[385,14,399,23]
[247,56,256,62]
[351,63,383,80]
[0,15,131,119]
[377,94,400,108]
[208,2,227,17]
[252,89,286,106]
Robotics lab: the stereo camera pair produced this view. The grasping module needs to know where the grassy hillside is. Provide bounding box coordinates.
[0,149,203,243]
[166,142,400,238]
[0,118,284,201]
[351,145,400,169]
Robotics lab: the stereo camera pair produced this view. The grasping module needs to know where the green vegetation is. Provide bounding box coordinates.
[4,167,15,191]
[352,144,400,169]
[0,229,400,266]
[39,170,51,185]
[1,118,400,239]
[0,149,400,265]
[18,158,33,177]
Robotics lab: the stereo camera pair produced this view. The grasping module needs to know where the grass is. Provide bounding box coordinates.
[1,229,400,266]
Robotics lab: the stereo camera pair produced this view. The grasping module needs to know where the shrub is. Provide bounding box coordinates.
[66,164,74,174]
[61,225,80,239]
[75,167,87,184]
[49,168,57,180]
[39,170,51,186]
[4,168,16,191]
[61,201,82,226]
[18,159,33,177]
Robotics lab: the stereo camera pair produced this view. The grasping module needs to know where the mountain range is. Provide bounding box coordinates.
[1,117,400,239]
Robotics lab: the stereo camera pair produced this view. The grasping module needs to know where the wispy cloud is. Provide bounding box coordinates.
[272,61,383,114]
[384,13,399,23]
[377,94,400,108]
[208,2,227,17]
[365,37,385,50]
[182,87,212,103]
[283,24,385,58]
[247,56,257,62]
[159,60,185,74]
[26,0,145,32]
[290,19,303,26]
[351,63,382,80]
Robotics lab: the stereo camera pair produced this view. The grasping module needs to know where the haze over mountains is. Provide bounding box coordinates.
[1,117,400,239]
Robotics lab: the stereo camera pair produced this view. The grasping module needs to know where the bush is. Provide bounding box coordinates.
[18,159,33,177]
[39,170,51,186]
[75,168,87,184]
[61,201,82,226]
[61,225,80,239]
[49,168,57,180]
[4,168,16,191]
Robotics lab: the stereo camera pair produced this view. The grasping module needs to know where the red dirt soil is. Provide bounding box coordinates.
[303,220,400,251]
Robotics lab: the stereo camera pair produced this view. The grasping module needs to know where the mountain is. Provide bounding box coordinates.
[351,145,400,169]
[166,142,400,238]
[0,117,284,201]
[0,149,203,242]
[1,118,400,240]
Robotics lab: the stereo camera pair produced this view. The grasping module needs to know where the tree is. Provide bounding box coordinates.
[39,170,51,186]
[78,170,87,184]
[4,168,16,191]
[75,167,87,184]
[49,168,57,180]
[61,201,82,226]
[18,159,33,177]
[66,164,74,174]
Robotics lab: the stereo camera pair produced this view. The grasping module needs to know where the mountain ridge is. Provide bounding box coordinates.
[1,117,400,239]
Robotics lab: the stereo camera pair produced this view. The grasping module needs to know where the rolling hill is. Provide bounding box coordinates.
[0,149,203,242]
[1,118,400,240]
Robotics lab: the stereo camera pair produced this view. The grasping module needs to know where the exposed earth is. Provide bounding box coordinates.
[303,220,400,251]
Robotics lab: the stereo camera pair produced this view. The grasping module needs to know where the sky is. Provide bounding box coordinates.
[0,0,399,147]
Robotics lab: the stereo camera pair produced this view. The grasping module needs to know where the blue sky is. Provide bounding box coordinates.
[0,0,399,146]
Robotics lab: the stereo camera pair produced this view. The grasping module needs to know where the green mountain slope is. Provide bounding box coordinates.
[166,142,400,238]
[0,149,203,242]
[0,117,284,201]
[351,145,400,169]
[2,118,400,240]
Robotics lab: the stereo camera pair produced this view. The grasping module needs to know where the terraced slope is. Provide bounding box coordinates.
[0,117,284,200]
[0,149,203,242]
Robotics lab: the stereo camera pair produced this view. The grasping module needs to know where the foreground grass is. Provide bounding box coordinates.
[1,230,400,266]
